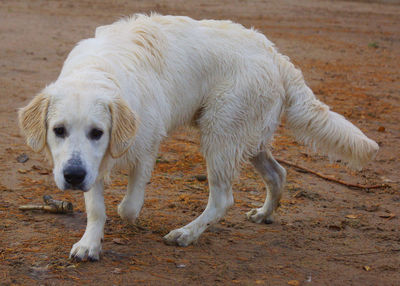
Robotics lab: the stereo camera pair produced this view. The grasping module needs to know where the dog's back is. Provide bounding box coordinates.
[63,14,377,168]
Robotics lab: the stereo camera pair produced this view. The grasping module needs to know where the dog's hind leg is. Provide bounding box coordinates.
[163,152,235,246]
[118,154,157,224]
[246,149,286,224]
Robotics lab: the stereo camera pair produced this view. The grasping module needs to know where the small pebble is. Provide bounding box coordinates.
[17,153,29,163]
[195,175,207,182]
[112,238,126,245]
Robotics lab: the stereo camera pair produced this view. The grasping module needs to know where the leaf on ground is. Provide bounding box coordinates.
[288,280,300,286]
[379,213,396,220]
[363,265,371,271]
[345,214,359,219]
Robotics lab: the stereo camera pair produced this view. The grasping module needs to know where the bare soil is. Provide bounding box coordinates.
[0,1,399,285]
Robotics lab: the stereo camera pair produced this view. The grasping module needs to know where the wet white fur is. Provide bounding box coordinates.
[19,14,378,260]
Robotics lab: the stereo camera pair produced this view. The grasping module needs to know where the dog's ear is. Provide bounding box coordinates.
[18,93,49,152]
[109,97,138,158]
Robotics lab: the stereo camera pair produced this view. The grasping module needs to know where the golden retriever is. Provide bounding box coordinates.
[19,14,378,261]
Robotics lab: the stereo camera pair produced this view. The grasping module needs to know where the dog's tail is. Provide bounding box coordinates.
[277,54,378,169]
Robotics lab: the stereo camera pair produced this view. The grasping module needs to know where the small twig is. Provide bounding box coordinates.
[337,249,400,257]
[19,195,73,214]
[43,195,73,212]
[276,158,389,189]
[183,184,204,191]
[148,271,173,281]
[19,205,69,213]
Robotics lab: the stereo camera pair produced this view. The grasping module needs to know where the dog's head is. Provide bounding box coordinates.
[18,82,137,191]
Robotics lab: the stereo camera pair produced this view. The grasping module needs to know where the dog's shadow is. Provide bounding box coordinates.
[55,211,86,231]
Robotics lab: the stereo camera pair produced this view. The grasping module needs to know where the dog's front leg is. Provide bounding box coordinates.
[118,153,157,224]
[70,180,105,261]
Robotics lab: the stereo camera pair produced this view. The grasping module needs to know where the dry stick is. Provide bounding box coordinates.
[276,158,389,189]
[148,272,174,281]
[43,195,73,212]
[337,248,400,257]
[160,136,388,189]
[183,184,204,191]
[19,204,64,213]
[19,195,73,214]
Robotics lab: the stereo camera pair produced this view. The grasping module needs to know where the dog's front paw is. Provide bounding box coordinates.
[69,238,102,262]
[246,208,274,224]
[163,228,196,247]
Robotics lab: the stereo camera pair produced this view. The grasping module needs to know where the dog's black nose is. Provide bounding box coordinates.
[64,166,86,186]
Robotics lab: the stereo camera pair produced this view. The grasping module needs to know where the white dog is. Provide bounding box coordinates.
[19,14,378,261]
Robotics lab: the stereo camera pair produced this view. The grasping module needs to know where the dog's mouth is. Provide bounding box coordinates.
[63,182,90,192]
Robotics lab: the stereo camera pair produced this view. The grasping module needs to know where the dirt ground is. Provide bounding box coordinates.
[0,0,399,285]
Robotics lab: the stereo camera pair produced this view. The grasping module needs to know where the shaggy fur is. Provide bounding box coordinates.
[19,14,378,261]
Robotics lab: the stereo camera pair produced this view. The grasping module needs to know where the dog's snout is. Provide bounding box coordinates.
[64,166,86,186]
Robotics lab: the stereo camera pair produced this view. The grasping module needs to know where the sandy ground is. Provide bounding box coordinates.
[0,0,399,285]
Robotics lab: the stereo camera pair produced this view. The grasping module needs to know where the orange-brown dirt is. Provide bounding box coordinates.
[0,1,399,285]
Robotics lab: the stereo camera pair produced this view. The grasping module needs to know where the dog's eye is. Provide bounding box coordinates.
[53,126,66,138]
[89,128,103,140]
